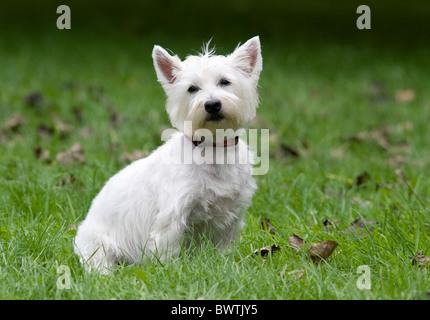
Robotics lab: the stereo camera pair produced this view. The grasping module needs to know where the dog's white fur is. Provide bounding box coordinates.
[73,37,263,272]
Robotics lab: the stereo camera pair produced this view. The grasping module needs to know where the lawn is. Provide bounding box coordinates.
[0,1,429,300]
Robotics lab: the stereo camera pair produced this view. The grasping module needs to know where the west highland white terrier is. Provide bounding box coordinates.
[74,36,263,273]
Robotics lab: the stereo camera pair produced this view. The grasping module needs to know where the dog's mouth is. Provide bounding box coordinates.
[207,113,225,123]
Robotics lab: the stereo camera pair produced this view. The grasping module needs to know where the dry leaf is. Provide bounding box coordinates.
[280,143,300,158]
[24,91,52,110]
[289,234,338,262]
[355,171,371,186]
[67,224,77,236]
[295,270,304,279]
[330,146,347,159]
[323,218,338,232]
[288,234,304,253]
[368,82,389,104]
[73,107,83,124]
[412,253,430,268]
[349,218,379,238]
[37,124,55,138]
[79,126,94,138]
[56,174,84,187]
[395,89,415,103]
[395,168,410,185]
[110,109,119,129]
[344,127,391,151]
[24,91,44,107]
[307,241,338,262]
[56,143,85,165]
[119,150,151,163]
[281,269,304,280]
[253,244,282,258]
[1,113,27,134]
[388,154,409,167]
[260,218,276,235]
[351,196,372,207]
[53,116,74,139]
[109,108,126,129]
[33,147,51,163]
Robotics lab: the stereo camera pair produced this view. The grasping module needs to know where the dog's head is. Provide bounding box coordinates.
[152,37,262,137]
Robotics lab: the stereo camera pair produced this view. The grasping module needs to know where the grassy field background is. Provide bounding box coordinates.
[1,1,430,299]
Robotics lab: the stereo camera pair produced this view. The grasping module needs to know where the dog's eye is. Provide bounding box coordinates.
[188,86,199,93]
[219,79,231,86]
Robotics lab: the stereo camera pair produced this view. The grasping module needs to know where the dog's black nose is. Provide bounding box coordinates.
[204,99,222,114]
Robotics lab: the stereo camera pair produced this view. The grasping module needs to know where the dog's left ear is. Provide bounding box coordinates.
[152,45,182,86]
[229,36,262,78]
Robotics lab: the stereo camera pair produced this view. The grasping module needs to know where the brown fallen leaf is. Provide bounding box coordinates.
[24,91,43,107]
[119,150,151,163]
[56,143,85,165]
[295,270,304,279]
[351,196,372,207]
[253,244,283,258]
[355,171,371,186]
[395,168,411,185]
[281,269,304,280]
[53,116,74,139]
[344,127,391,151]
[323,217,338,232]
[1,113,27,134]
[412,253,430,268]
[350,218,379,238]
[73,107,83,124]
[279,143,300,158]
[110,109,119,129]
[368,82,388,104]
[307,241,339,262]
[79,126,94,139]
[289,234,338,262]
[260,218,276,235]
[109,108,126,129]
[395,89,415,103]
[388,154,409,167]
[288,234,304,253]
[330,146,347,159]
[322,186,335,197]
[56,174,84,187]
[67,224,77,236]
[37,124,55,138]
[268,130,302,160]
[33,147,51,163]
[24,91,53,110]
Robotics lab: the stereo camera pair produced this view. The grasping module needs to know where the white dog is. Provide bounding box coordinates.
[74,36,263,273]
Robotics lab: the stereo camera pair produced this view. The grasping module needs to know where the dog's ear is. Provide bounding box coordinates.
[229,36,262,78]
[152,45,182,86]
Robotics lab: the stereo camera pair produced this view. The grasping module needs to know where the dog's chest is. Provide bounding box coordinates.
[185,163,254,226]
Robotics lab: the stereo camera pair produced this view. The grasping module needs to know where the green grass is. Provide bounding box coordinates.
[1,23,430,299]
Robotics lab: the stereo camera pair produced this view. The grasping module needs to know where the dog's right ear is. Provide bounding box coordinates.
[228,36,262,79]
[152,45,182,86]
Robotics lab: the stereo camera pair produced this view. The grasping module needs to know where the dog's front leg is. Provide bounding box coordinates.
[148,209,189,261]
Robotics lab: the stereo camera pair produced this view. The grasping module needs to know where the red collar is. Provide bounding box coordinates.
[188,136,239,147]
